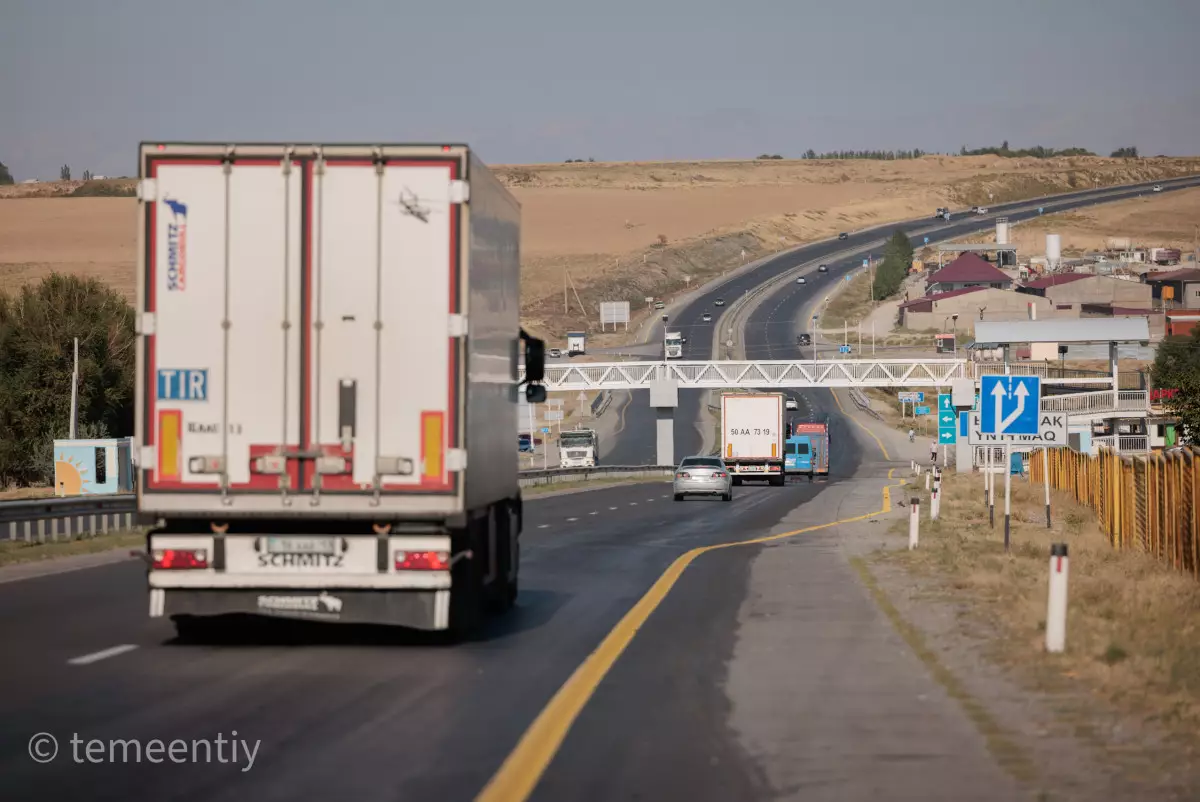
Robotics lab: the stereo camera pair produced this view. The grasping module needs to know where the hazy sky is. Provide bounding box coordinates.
[3,0,1198,180]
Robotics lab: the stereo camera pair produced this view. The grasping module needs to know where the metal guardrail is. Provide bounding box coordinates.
[1,494,138,543]
[847,388,882,420]
[0,466,676,540]
[519,465,675,488]
[1039,390,1148,415]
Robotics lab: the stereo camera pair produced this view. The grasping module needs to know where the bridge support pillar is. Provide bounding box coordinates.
[649,379,679,466]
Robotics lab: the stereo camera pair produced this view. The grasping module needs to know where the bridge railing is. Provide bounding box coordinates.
[1039,390,1149,415]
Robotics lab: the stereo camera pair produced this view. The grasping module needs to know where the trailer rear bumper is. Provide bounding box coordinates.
[152,587,451,631]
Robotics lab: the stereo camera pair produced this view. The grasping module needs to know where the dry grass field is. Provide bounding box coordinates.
[950,184,1200,259]
[3,155,1199,345]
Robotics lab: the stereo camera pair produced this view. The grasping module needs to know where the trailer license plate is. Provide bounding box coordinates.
[266,537,338,555]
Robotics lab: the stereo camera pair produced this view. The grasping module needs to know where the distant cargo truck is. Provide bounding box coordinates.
[785,418,830,480]
[135,142,547,639]
[721,392,785,486]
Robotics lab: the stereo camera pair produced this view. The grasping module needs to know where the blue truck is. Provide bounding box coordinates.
[784,418,831,480]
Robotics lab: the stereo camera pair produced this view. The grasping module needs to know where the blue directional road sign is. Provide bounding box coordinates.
[914,405,931,416]
[541,427,550,434]
[959,410,970,438]
[923,236,929,245]
[862,259,869,269]
[839,344,852,354]
[979,376,1041,436]
[937,393,957,443]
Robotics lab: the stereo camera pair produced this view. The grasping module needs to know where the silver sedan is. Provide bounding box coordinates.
[673,456,733,502]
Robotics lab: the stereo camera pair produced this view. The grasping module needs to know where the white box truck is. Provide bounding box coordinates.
[721,392,785,486]
[664,331,684,359]
[134,142,547,638]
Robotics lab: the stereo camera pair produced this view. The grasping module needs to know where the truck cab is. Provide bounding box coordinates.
[558,428,599,468]
[785,418,831,479]
[664,331,684,359]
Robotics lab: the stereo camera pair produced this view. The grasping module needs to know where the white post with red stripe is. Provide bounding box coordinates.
[1046,543,1069,653]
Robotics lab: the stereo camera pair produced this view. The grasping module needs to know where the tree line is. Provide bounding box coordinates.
[872,230,914,300]
[0,275,135,486]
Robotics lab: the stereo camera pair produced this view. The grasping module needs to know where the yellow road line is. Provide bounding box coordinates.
[476,467,902,802]
[829,388,890,461]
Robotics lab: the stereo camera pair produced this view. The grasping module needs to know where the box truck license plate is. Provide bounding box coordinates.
[266,537,338,556]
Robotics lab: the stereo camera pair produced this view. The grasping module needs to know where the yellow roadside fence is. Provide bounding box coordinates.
[1030,447,1200,580]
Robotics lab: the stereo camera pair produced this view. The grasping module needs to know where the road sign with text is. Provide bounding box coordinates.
[967,409,1067,446]
[979,376,1041,436]
[914,405,931,416]
[898,392,924,403]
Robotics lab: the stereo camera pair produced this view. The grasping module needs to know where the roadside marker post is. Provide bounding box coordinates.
[1004,443,1012,552]
[1042,446,1052,529]
[1046,543,1069,653]
[925,472,930,491]
[909,498,920,549]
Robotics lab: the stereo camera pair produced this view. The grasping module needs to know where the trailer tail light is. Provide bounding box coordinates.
[153,549,208,570]
[394,550,451,571]
[189,456,225,474]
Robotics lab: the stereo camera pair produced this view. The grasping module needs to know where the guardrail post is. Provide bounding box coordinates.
[925,472,930,491]
[909,497,920,549]
[1046,543,1069,653]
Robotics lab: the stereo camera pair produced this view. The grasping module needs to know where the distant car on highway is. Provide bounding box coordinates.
[548,348,562,358]
[785,398,798,410]
[673,456,732,502]
[796,276,807,285]
[701,312,712,322]
[817,264,829,273]
[654,301,665,309]
[797,332,812,346]
[714,298,725,307]
[975,206,989,215]
[838,232,849,240]
[1153,185,1163,192]
[934,207,947,218]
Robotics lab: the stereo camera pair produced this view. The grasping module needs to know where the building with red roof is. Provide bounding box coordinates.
[925,253,1013,294]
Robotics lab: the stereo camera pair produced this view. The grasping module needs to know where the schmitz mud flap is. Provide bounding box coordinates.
[154,588,452,630]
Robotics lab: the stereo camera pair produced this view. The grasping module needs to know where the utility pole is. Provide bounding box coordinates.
[69,337,79,439]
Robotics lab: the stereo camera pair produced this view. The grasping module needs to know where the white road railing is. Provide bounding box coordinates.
[1040,390,1149,415]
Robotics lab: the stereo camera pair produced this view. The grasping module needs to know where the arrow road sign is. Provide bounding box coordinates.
[937,393,957,443]
[967,409,1067,446]
[980,376,1040,436]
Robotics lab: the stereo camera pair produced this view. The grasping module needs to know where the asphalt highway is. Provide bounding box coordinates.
[0,409,856,800]
[604,173,1200,466]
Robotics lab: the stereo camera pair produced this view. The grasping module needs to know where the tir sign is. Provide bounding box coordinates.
[157,369,208,401]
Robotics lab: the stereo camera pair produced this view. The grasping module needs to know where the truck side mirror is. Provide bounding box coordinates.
[520,328,547,403]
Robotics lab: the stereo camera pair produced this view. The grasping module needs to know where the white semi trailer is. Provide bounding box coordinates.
[134,142,546,638]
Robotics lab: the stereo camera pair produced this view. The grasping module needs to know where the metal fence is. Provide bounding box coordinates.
[1030,447,1200,580]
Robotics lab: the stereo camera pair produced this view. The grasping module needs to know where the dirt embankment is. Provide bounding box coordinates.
[3,156,1199,346]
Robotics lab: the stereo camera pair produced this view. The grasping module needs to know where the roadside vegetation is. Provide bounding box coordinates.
[0,274,134,488]
[818,229,913,331]
[880,471,1200,790]
[0,530,146,567]
[1150,327,1200,442]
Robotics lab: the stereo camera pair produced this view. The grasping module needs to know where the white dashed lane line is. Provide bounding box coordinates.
[589,511,598,516]
[566,517,578,522]
[608,506,618,510]
[538,524,550,529]
[68,644,138,666]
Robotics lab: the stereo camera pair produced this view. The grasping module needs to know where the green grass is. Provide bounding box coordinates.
[0,530,146,567]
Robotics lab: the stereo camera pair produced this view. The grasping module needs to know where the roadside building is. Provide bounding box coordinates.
[898,287,1053,331]
[1144,268,1200,309]
[924,253,1013,295]
[1017,273,1152,313]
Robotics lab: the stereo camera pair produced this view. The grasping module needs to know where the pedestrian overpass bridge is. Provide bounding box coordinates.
[523,359,1132,391]
[519,359,1149,465]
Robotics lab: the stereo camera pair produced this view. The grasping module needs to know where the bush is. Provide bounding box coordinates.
[0,275,136,486]
[70,180,136,197]
[0,160,13,185]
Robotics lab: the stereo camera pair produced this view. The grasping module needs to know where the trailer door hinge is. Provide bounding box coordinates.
[446,449,467,472]
[448,314,468,337]
[136,312,156,335]
[136,178,158,202]
[448,180,470,204]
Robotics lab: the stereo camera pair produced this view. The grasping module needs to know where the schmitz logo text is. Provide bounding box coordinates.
[257,553,344,568]
[164,197,188,291]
